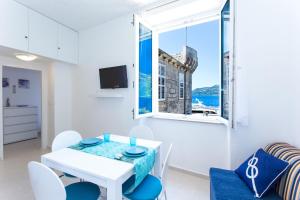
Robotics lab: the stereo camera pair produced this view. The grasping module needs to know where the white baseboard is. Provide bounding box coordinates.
[169,165,209,179]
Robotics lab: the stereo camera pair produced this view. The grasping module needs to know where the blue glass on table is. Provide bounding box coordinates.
[103,133,110,142]
[130,137,137,147]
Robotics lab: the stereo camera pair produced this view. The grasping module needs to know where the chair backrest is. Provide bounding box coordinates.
[161,143,173,182]
[264,143,300,200]
[28,161,66,200]
[129,125,154,140]
[52,130,82,151]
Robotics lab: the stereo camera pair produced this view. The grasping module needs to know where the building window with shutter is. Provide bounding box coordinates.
[159,62,166,100]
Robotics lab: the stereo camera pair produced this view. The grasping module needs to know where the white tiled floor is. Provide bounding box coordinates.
[0,139,210,200]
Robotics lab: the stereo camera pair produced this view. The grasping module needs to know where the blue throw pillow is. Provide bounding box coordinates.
[235,148,289,198]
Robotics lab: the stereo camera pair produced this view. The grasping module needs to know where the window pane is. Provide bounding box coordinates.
[159,65,161,75]
[221,0,230,120]
[139,23,152,114]
[179,72,184,99]
[180,88,184,98]
[158,86,161,99]
[159,19,219,115]
[179,72,184,83]
[161,66,165,76]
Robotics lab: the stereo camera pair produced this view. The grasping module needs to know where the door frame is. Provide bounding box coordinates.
[0,60,48,160]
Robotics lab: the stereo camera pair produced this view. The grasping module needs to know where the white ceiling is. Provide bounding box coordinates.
[14,0,162,31]
[142,0,222,28]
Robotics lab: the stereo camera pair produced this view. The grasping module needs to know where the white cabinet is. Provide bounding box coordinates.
[28,10,58,60]
[0,0,78,64]
[58,25,78,64]
[0,0,28,51]
[3,106,39,144]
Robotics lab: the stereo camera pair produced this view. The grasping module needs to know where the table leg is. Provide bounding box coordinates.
[154,146,161,177]
[107,180,122,200]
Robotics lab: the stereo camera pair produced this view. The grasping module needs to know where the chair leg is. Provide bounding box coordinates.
[164,189,167,200]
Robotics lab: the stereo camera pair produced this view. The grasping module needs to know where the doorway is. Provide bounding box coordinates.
[2,66,42,158]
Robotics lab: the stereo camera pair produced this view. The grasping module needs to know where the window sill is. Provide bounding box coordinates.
[151,113,228,125]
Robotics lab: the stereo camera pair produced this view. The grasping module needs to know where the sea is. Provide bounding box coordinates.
[192,95,219,108]
[139,95,220,111]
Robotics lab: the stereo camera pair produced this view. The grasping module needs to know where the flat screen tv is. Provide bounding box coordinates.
[99,65,128,89]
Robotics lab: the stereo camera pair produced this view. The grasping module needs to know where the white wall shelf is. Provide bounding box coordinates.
[91,92,124,98]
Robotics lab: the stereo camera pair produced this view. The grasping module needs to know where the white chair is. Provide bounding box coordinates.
[52,130,82,152]
[28,161,100,200]
[129,125,154,140]
[52,130,82,178]
[160,143,173,200]
[123,144,173,200]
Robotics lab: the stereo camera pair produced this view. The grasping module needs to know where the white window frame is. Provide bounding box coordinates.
[179,72,184,99]
[135,0,235,125]
[158,62,166,101]
[153,15,229,124]
[157,16,221,116]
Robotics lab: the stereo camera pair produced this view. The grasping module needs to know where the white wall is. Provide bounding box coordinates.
[3,66,42,129]
[231,0,300,168]
[146,118,228,175]
[74,15,229,175]
[48,62,74,144]
[74,0,300,174]
[74,16,136,136]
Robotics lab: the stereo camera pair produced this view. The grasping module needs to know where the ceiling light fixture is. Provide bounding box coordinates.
[15,53,38,62]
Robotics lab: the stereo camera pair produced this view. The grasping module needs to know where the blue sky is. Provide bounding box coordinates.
[159,20,219,90]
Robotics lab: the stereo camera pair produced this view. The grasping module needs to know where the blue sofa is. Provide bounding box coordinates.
[210,143,300,200]
[210,168,281,200]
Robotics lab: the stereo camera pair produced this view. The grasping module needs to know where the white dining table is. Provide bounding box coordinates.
[41,134,162,200]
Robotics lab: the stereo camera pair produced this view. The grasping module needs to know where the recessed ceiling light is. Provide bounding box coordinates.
[15,53,38,62]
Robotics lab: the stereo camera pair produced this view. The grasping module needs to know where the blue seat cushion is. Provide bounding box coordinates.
[210,168,281,200]
[123,174,162,200]
[65,182,100,200]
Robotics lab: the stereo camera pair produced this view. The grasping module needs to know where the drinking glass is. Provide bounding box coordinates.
[103,133,110,142]
[130,137,137,147]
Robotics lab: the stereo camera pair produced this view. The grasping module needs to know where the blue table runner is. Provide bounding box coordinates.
[69,141,155,194]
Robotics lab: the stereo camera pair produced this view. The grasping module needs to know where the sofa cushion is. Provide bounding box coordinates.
[235,148,289,198]
[210,168,282,200]
[265,143,300,200]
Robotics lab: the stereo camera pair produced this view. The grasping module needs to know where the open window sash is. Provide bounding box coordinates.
[220,0,232,122]
[134,15,158,119]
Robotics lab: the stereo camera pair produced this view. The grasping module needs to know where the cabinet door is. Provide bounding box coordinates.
[58,25,78,64]
[0,0,28,51]
[28,10,58,59]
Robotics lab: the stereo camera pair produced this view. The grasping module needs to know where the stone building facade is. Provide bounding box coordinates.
[158,46,198,114]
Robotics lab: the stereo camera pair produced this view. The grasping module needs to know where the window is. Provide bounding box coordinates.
[134,0,232,122]
[221,0,230,120]
[158,62,166,100]
[179,72,184,99]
